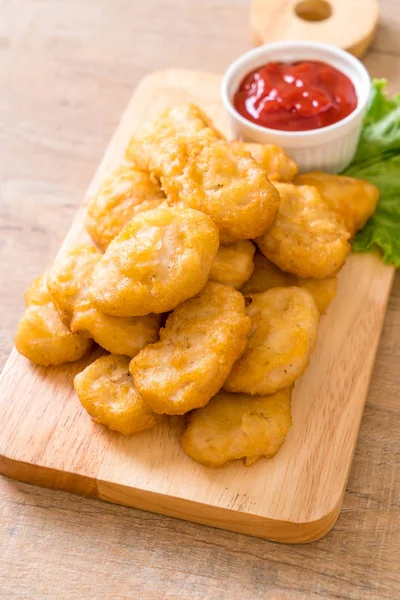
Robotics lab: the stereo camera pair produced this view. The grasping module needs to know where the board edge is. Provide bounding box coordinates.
[0,454,341,544]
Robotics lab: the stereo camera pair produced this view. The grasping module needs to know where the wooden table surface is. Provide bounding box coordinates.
[0,1,399,598]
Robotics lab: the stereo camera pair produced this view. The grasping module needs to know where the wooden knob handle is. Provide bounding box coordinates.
[250,0,378,58]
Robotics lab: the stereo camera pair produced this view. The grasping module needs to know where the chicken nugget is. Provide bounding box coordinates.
[74,354,162,435]
[86,164,166,251]
[141,103,224,145]
[48,244,160,357]
[126,104,280,243]
[15,273,92,366]
[15,304,92,366]
[89,206,219,317]
[256,183,350,279]
[161,139,280,243]
[241,252,337,314]
[181,387,292,467]
[74,308,161,358]
[294,172,379,234]
[231,141,298,182]
[299,278,337,315]
[210,240,255,289]
[126,103,224,170]
[23,272,52,306]
[48,244,101,329]
[224,287,319,395]
[129,282,252,415]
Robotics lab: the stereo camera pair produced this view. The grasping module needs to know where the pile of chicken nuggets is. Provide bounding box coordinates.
[15,104,379,468]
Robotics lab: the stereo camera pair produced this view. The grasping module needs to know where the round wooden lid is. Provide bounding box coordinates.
[250,0,378,58]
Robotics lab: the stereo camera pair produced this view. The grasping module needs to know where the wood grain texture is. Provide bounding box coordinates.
[0,0,399,597]
[0,67,395,544]
[250,0,378,58]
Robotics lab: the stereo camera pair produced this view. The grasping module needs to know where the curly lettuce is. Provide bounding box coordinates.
[342,79,400,266]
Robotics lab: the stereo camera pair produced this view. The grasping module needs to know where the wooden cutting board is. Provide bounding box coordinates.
[0,69,395,543]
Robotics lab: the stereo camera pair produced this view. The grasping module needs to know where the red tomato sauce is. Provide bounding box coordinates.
[233,60,358,131]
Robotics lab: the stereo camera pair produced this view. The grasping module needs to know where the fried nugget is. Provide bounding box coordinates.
[161,140,280,243]
[48,245,160,357]
[89,206,219,317]
[129,282,252,415]
[224,287,319,395]
[86,164,166,251]
[241,252,295,293]
[140,102,224,144]
[15,273,92,366]
[181,387,292,467]
[74,354,162,435]
[241,253,337,314]
[210,240,255,289]
[126,103,225,170]
[126,104,280,243]
[231,141,298,182]
[294,172,379,234]
[299,278,337,315]
[256,183,350,279]
[48,245,101,329]
[23,272,52,306]
[74,308,161,359]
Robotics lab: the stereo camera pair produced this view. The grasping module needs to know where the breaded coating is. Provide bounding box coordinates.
[48,245,160,357]
[256,183,350,279]
[294,172,379,234]
[231,141,298,182]
[241,253,337,314]
[126,104,280,243]
[89,206,219,317]
[48,245,101,329]
[241,253,290,292]
[15,305,92,367]
[300,278,337,315]
[161,140,280,243]
[139,102,224,144]
[224,287,319,395]
[74,354,162,435]
[129,282,252,415]
[15,274,92,366]
[86,164,165,251]
[73,308,161,359]
[210,240,255,289]
[23,272,52,306]
[181,387,292,467]
[126,103,225,170]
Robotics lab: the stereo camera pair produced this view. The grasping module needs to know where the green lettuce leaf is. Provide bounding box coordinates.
[342,79,400,266]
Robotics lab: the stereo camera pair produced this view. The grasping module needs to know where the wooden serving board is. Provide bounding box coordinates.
[0,69,395,543]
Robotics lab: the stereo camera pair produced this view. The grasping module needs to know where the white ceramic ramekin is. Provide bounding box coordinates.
[221,41,371,173]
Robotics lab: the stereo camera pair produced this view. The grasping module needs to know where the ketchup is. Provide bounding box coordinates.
[233,60,358,132]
